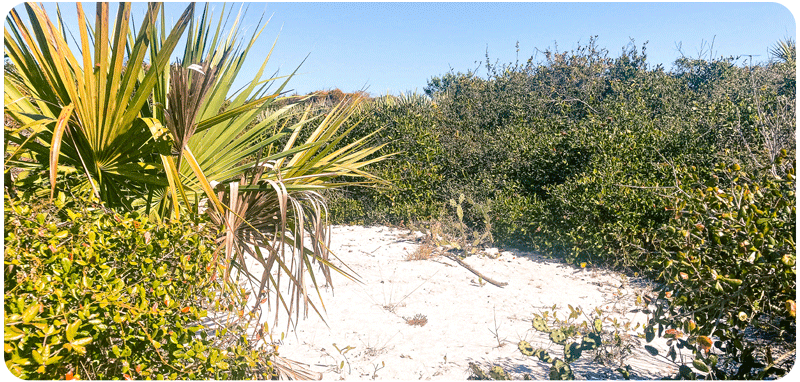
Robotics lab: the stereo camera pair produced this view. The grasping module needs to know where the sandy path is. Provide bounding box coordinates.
[252,225,679,380]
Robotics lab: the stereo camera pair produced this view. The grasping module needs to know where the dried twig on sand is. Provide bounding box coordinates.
[443,254,508,287]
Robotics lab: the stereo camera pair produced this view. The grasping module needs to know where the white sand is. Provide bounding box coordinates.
[247,225,680,380]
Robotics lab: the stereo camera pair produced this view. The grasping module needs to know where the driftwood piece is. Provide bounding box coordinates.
[444,253,508,288]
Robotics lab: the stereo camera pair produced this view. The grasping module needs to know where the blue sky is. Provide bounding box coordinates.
[8,2,797,96]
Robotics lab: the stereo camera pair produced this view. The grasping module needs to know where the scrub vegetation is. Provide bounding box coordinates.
[4,1,795,379]
[325,37,796,379]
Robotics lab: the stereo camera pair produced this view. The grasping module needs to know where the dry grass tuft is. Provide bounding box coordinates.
[404,313,428,327]
[405,242,438,261]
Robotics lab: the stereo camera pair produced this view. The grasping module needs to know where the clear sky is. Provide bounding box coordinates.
[8,1,798,97]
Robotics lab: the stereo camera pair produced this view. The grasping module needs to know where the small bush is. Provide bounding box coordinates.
[403,314,428,327]
[638,155,796,379]
[471,304,636,380]
[4,192,275,380]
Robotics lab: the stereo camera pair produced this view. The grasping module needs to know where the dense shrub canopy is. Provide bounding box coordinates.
[331,38,795,260]
[325,38,796,378]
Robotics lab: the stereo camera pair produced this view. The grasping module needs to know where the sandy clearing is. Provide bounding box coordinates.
[244,225,680,380]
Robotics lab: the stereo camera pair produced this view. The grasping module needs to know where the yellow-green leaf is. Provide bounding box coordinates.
[45,355,63,365]
[31,349,44,364]
[71,337,93,346]
[693,358,709,373]
[66,319,81,342]
[4,326,24,341]
[21,303,40,324]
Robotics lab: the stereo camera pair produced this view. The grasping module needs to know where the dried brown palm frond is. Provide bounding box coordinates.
[164,58,226,163]
[270,353,323,380]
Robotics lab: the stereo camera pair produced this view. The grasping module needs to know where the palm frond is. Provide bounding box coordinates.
[770,38,796,64]
[4,2,195,207]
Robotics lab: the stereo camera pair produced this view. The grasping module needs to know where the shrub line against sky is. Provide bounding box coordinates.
[6,1,797,96]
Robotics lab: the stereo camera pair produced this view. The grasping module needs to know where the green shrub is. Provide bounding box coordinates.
[470,305,636,380]
[638,154,795,379]
[4,192,275,380]
[326,39,795,378]
[327,93,445,225]
[518,307,630,380]
[329,40,794,265]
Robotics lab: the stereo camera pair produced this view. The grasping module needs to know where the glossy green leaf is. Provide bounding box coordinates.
[21,303,40,324]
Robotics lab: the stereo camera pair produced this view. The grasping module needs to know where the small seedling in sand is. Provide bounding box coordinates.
[331,343,355,374]
[488,307,507,348]
[359,332,399,359]
[373,269,440,314]
[404,313,428,327]
[370,361,385,379]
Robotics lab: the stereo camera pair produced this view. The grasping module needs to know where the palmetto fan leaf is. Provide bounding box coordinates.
[770,38,796,64]
[5,2,392,333]
[143,3,391,327]
[4,2,194,208]
[202,96,392,328]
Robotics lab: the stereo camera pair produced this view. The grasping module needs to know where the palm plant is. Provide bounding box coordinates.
[770,37,796,65]
[4,1,389,333]
[5,2,194,205]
